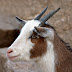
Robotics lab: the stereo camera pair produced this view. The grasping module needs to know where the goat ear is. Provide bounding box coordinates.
[16,16,27,26]
[34,27,54,40]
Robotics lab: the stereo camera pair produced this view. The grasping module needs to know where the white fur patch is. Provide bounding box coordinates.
[7,20,40,62]
[37,41,55,72]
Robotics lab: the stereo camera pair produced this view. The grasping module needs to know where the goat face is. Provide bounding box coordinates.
[7,19,54,62]
[7,6,60,62]
[7,20,40,62]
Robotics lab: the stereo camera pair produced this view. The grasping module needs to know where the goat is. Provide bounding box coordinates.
[7,6,72,72]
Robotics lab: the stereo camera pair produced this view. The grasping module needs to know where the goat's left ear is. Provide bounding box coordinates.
[34,27,54,40]
[16,16,27,26]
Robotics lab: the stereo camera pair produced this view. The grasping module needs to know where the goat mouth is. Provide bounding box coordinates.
[8,54,20,60]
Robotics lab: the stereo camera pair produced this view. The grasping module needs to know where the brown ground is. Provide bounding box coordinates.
[0,0,72,72]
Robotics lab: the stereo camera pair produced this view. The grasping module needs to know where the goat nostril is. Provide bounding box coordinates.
[7,49,13,53]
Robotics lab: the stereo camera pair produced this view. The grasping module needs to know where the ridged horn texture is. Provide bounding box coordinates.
[40,8,60,24]
[34,5,48,20]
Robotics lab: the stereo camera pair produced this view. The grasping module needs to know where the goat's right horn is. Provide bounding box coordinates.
[34,5,48,20]
[16,16,27,26]
[40,8,60,24]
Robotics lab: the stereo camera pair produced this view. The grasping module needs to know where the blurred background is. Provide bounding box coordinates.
[0,0,72,72]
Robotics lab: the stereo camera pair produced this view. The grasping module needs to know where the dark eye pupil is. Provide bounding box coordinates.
[32,36,37,39]
[29,35,39,39]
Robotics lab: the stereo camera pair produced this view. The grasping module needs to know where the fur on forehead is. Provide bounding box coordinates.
[19,20,41,39]
[21,20,40,32]
[21,20,54,39]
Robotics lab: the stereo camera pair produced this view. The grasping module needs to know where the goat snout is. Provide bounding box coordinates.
[7,49,13,54]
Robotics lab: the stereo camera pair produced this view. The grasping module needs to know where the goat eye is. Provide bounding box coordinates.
[29,35,39,39]
[33,36,39,39]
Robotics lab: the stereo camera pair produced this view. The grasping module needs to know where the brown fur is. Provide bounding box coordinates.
[0,29,20,48]
[42,24,72,72]
[54,33,72,72]
[42,23,72,72]
[30,32,47,58]
[30,23,72,72]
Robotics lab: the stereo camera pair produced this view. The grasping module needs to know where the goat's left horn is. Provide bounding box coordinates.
[16,16,26,26]
[40,8,60,24]
[34,5,48,20]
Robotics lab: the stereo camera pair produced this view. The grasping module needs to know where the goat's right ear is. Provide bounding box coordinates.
[16,16,27,26]
[34,27,54,40]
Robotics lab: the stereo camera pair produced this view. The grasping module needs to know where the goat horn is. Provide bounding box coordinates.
[34,5,48,20]
[40,8,60,24]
